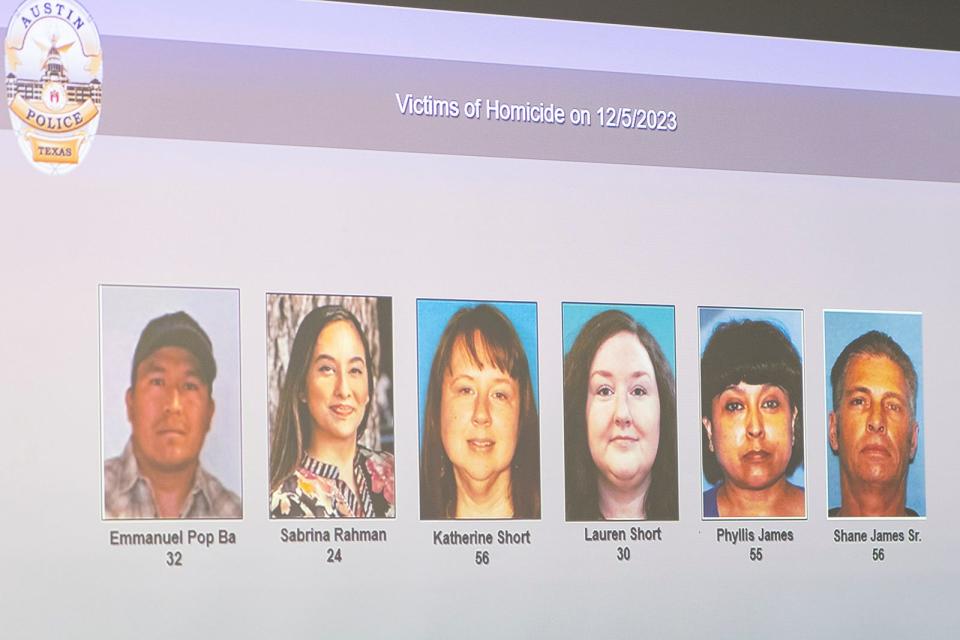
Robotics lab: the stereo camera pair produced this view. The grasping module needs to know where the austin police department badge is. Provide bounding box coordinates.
[5,1,102,173]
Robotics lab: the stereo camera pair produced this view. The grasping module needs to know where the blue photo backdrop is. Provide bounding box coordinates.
[562,302,676,374]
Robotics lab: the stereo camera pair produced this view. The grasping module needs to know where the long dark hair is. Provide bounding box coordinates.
[564,309,678,521]
[269,305,374,491]
[700,319,803,485]
[419,304,541,519]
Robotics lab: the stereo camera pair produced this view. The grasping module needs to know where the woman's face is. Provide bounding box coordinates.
[705,382,796,490]
[440,334,521,485]
[304,320,370,443]
[586,331,661,490]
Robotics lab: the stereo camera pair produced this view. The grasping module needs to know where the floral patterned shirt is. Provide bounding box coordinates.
[270,446,395,518]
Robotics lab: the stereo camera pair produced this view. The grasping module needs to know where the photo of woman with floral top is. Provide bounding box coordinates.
[268,296,395,518]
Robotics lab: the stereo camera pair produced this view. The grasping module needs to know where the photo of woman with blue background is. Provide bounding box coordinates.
[563,303,678,521]
[418,299,540,520]
[699,307,806,519]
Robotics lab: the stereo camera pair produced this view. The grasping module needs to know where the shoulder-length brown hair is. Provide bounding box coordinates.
[269,305,374,491]
[419,303,541,519]
[563,309,678,521]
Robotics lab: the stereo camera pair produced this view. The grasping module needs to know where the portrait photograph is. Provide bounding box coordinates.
[562,302,678,522]
[417,298,541,520]
[699,306,806,519]
[267,293,395,519]
[100,284,242,520]
[824,310,924,518]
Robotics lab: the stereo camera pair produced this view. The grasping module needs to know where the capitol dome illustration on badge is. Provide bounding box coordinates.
[5,1,102,174]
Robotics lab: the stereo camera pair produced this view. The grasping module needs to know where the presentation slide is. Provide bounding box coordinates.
[2,1,958,637]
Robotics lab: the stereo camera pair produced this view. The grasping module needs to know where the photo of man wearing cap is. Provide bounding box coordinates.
[102,288,242,520]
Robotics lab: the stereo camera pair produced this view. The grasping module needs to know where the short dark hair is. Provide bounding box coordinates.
[419,304,541,519]
[700,319,803,485]
[830,330,918,415]
[269,305,374,491]
[131,311,216,392]
[563,310,678,521]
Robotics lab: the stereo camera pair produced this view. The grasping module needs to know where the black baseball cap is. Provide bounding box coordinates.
[130,311,217,389]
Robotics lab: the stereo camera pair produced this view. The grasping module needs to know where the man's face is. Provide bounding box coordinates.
[829,353,918,488]
[126,346,215,475]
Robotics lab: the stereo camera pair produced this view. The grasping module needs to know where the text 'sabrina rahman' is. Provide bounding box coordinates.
[280,527,387,543]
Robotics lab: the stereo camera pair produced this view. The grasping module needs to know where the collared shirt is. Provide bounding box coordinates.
[270,446,396,519]
[828,505,919,517]
[104,440,242,519]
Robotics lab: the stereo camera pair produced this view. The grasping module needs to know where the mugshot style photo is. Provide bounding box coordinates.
[562,303,679,522]
[267,294,395,519]
[825,310,925,518]
[417,299,541,521]
[100,285,242,520]
[699,307,806,519]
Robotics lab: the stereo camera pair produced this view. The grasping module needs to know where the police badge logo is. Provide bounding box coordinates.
[5,1,102,174]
